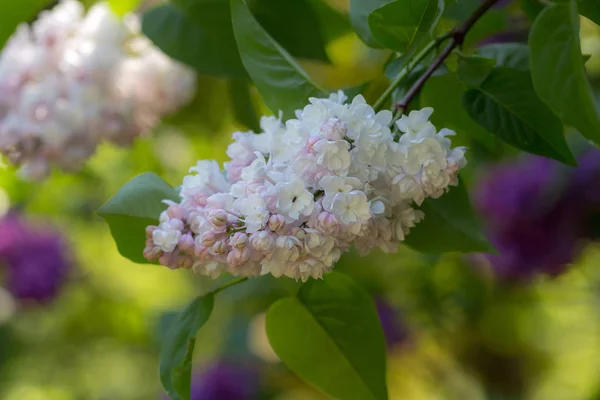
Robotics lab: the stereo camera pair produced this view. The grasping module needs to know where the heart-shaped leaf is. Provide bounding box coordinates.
[231,0,327,118]
[529,1,600,145]
[266,272,388,400]
[97,173,179,264]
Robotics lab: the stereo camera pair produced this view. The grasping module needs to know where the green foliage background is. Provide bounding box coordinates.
[3,0,600,399]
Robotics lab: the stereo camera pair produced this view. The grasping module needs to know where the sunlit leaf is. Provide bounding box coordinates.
[97,173,179,264]
[266,272,388,400]
[108,0,139,16]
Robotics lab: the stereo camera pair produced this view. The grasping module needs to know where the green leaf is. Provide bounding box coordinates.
[231,0,327,119]
[404,179,493,253]
[266,272,388,400]
[142,2,246,77]
[108,0,139,16]
[529,1,600,145]
[229,79,260,132]
[462,68,576,165]
[578,0,600,26]
[97,173,179,264]
[476,43,530,71]
[307,0,352,43]
[457,54,495,87]
[160,295,215,400]
[0,0,51,48]
[349,0,394,47]
[247,0,329,62]
[368,0,445,52]
[421,73,495,150]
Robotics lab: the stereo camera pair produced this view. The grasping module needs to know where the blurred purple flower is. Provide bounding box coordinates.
[165,360,260,400]
[473,151,600,280]
[0,212,70,302]
[375,298,408,348]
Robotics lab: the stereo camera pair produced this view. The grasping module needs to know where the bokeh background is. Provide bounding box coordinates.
[3,1,600,399]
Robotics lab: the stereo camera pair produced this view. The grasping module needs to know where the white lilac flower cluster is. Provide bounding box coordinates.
[144,92,467,281]
[0,0,196,179]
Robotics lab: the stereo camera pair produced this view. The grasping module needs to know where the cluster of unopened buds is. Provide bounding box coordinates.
[144,92,467,281]
[0,0,196,179]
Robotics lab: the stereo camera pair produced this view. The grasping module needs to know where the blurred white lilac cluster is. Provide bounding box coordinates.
[0,0,196,179]
[144,92,467,281]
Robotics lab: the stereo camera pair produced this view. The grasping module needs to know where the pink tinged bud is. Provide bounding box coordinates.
[268,214,286,234]
[180,255,194,269]
[167,204,186,220]
[178,233,195,252]
[145,225,157,237]
[321,118,347,140]
[167,218,185,231]
[200,231,217,248]
[316,212,339,234]
[250,230,275,252]
[159,252,179,270]
[306,135,321,151]
[212,240,228,255]
[227,248,251,268]
[231,232,248,249]
[208,210,229,231]
[143,245,162,261]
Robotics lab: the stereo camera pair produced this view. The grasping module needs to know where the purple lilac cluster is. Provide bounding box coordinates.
[473,150,600,280]
[165,360,260,400]
[375,298,408,348]
[0,212,70,302]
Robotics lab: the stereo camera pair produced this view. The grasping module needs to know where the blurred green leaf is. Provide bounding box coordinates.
[368,0,444,52]
[457,54,495,87]
[476,43,530,70]
[231,0,327,119]
[307,0,352,42]
[160,295,215,400]
[0,0,51,48]
[248,0,329,62]
[405,179,493,253]
[266,272,388,400]
[142,2,246,77]
[108,0,139,16]
[97,172,179,264]
[421,73,495,150]
[229,79,260,131]
[530,1,600,145]
[521,0,545,21]
[578,0,600,26]
[462,68,576,165]
[349,0,394,47]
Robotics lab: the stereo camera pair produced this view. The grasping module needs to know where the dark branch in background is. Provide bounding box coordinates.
[395,0,505,112]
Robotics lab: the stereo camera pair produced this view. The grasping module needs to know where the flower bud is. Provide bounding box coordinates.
[167,218,185,232]
[315,212,338,234]
[212,240,228,255]
[200,231,217,248]
[178,233,194,252]
[208,209,228,231]
[320,118,347,140]
[159,252,179,269]
[167,204,186,220]
[268,214,286,234]
[290,227,306,241]
[227,248,251,268]
[230,232,248,249]
[145,225,157,237]
[143,244,162,261]
[250,230,275,253]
